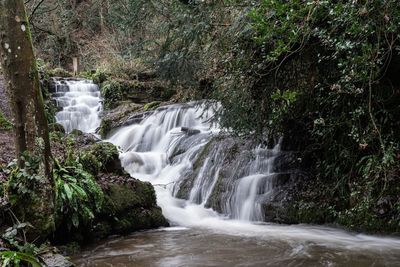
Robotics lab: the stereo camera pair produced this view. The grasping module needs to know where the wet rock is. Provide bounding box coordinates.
[92,177,169,239]
[41,252,74,267]
[181,127,201,136]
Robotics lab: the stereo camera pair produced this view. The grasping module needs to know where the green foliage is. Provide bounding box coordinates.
[1,222,44,267]
[101,81,123,109]
[54,158,103,230]
[5,153,43,206]
[77,153,101,175]
[269,89,298,133]
[0,251,42,267]
[80,69,108,85]
[0,112,12,131]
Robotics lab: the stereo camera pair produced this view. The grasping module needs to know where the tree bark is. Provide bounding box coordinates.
[0,0,54,239]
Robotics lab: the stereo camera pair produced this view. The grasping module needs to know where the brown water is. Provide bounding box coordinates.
[73,225,400,267]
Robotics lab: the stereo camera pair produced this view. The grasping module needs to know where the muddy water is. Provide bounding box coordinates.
[73,226,400,267]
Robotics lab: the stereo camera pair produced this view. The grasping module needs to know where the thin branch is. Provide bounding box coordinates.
[29,0,45,20]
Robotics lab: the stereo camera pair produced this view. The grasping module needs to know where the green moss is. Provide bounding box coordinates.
[80,69,109,85]
[101,80,123,109]
[49,123,65,134]
[69,129,83,136]
[144,101,161,111]
[98,182,167,235]
[49,68,71,77]
[78,152,101,175]
[86,142,121,173]
[98,118,112,138]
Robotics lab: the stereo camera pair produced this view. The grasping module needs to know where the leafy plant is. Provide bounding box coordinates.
[1,222,44,267]
[0,251,42,267]
[5,153,43,206]
[54,159,103,230]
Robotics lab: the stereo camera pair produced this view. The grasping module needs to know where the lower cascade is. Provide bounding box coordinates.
[107,101,285,224]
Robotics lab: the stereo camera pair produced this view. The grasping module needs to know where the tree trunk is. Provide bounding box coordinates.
[0,0,55,239]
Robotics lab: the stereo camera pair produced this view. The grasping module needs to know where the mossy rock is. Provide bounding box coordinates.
[98,118,112,138]
[49,123,65,134]
[49,68,72,78]
[86,142,122,174]
[95,182,168,237]
[78,152,101,175]
[101,80,123,109]
[69,129,84,136]
[104,182,157,212]
[144,101,161,111]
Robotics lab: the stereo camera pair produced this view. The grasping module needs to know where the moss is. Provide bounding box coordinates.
[69,129,83,136]
[96,182,168,236]
[49,123,65,134]
[78,152,101,175]
[98,118,112,138]
[143,101,161,111]
[193,138,216,171]
[80,69,109,85]
[101,80,123,109]
[49,68,71,77]
[0,111,12,131]
[86,142,122,173]
[103,182,156,212]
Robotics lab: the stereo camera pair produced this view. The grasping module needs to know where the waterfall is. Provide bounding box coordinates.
[108,101,283,224]
[52,79,102,133]
[49,79,284,224]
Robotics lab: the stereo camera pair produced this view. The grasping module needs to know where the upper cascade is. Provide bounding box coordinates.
[51,79,102,133]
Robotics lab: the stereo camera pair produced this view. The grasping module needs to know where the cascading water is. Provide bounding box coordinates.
[52,79,102,133]
[53,80,400,266]
[108,101,285,224]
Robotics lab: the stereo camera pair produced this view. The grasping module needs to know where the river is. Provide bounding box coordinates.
[53,80,400,267]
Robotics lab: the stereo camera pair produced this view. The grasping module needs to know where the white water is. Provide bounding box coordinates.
[56,80,400,258]
[106,101,400,252]
[52,79,102,133]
